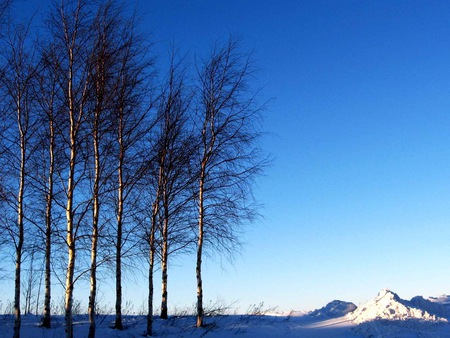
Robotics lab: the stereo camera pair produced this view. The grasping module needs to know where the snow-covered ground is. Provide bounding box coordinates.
[2,289,450,337]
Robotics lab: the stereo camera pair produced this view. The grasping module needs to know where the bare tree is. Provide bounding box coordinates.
[108,5,153,332]
[85,2,151,335]
[28,39,67,329]
[0,18,39,338]
[86,4,116,336]
[194,38,266,327]
[46,1,94,336]
[142,51,194,334]
[43,2,153,336]
[156,52,194,320]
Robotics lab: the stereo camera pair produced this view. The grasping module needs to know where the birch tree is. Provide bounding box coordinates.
[34,43,64,329]
[46,1,94,336]
[109,7,152,331]
[0,19,39,338]
[86,4,117,336]
[156,54,194,320]
[143,52,194,335]
[194,38,265,327]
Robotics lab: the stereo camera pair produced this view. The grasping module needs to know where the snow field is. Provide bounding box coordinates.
[2,289,450,337]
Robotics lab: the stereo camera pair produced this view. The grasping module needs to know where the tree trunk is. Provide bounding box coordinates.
[115,111,124,330]
[42,117,54,328]
[147,239,155,336]
[115,215,123,329]
[160,209,169,319]
[14,107,26,338]
[88,228,98,338]
[65,157,76,338]
[88,108,101,338]
[147,155,163,336]
[146,200,158,336]
[115,227,122,329]
[88,204,99,338]
[65,58,77,338]
[196,171,205,328]
[13,228,23,338]
[64,230,75,338]
[42,200,52,326]
[14,238,23,338]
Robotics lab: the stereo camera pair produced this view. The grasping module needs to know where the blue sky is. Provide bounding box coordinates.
[138,0,450,311]
[11,0,450,312]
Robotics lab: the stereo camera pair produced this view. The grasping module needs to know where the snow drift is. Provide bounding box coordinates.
[350,289,449,338]
[349,288,448,324]
[309,300,357,318]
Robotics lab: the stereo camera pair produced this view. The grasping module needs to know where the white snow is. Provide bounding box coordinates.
[349,288,447,324]
[309,300,357,318]
[0,313,359,338]
[349,289,449,338]
[3,289,450,337]
[428,294,450,305]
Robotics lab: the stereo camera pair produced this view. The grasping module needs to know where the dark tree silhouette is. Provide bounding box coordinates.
[194,38,266,327]
[0,18,39,338]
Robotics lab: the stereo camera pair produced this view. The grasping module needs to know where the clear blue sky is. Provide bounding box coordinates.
[11,0,450,312]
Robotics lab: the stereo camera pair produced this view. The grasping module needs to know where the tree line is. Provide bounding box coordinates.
[0,1,266,338]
